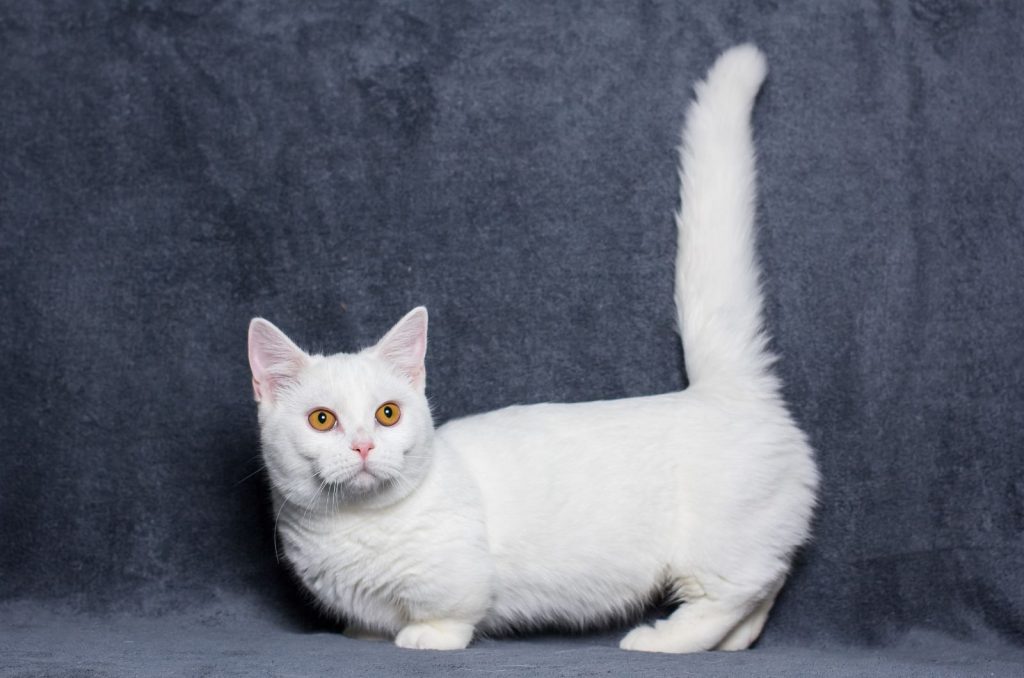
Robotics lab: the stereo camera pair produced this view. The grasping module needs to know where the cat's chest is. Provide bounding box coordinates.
[286,516,397,579]
[277,494,490,632]
[280,513,420,623]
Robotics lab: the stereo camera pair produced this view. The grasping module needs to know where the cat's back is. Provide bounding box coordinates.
[437,391,699,480]
[436,388,766,473]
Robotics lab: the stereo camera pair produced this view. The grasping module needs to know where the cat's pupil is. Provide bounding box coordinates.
[318,412,326,424]
[384,407,392,418]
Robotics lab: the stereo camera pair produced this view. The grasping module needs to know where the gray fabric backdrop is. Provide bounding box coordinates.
[2,1,1022,675]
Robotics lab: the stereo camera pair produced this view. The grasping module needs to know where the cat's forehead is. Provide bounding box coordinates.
[296,351,409,406]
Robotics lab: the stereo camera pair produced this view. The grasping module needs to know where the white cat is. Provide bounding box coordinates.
[247,44,819,654]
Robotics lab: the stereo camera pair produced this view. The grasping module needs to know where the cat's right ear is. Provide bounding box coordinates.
[248,318,309,403]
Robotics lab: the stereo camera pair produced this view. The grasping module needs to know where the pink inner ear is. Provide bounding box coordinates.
[248,318,308,403]
[373,307,428,388]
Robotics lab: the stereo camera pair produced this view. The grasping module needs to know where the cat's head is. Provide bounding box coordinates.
[247,307,434,510]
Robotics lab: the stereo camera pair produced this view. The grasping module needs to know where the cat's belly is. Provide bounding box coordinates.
[475,475,674,632]
[481,556,666,632]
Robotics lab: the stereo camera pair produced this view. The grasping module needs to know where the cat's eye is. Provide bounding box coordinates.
[307,408,337,432]
[375,402,401,427]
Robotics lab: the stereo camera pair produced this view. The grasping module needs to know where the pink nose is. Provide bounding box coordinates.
[351,440,375,459]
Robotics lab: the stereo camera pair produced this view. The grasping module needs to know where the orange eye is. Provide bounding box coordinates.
[375,402,401,427]
[307,409,337,431]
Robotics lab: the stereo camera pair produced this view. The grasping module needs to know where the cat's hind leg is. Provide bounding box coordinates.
[620,598,752,654]
[620,577,776,654]
[713,580,782,651]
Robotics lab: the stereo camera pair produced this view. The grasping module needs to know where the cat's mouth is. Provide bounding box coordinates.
[315,465,395,496]
[345,469,383,492]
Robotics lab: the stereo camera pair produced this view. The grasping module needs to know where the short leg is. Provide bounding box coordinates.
[620,595,754,654]
[394,620,475,651]
[714,582,782,651]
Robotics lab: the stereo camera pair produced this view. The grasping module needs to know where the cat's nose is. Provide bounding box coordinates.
[351,440,375,459]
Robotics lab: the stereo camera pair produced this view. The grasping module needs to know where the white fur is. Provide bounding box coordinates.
[248,45,819,654]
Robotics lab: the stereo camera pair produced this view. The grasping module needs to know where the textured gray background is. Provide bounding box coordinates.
[2,1,1023,675]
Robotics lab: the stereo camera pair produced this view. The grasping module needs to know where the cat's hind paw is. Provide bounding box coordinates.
[394,620,474,651]
[620,622,682,654]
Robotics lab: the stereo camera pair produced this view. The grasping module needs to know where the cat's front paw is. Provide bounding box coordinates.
[394,620,474,651]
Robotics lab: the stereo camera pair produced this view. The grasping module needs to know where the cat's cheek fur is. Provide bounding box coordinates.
[258,406,318,503]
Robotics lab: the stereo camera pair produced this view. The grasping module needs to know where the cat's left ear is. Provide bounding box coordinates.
[372,306,428,391]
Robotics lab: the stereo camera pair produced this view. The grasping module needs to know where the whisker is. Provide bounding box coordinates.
[303,476,330,525]
[234,464,267,487]
[271,474,318,562]
[272,490,293,563]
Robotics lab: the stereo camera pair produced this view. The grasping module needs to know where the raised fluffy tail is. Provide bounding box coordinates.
[676,45,777,394]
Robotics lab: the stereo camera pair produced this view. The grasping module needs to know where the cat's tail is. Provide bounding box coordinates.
[675,44,778,395]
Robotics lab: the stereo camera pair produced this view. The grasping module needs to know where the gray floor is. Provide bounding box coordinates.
[3,601,1022,677]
